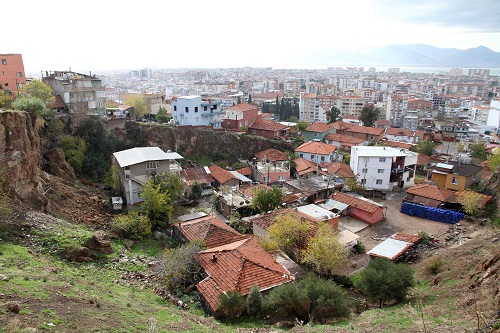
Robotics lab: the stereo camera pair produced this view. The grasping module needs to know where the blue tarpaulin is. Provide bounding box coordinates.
[400,202,464,224]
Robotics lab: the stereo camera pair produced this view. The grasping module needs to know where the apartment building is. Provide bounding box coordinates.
[171,95,222,128]
[0,54,27,96]
[350,146,418,191]
[299,93,337,123]
[222,103,259,130]
[338,96,364,117]
[42,71,106,115]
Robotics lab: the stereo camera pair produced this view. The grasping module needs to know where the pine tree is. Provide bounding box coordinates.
[246,284,263,319]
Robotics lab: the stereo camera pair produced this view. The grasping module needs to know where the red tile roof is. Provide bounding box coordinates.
[294,158,319,176]
[319,162,354,178]
[385,128,414,137]
[249,119,288,131]
[306,122,335,133]
[180,167,215,186]
[195,237,292,312]
[295,141,337,155]
[208,164,239,185]
[224,103,259,112]
[417,153,431,165]
[49,95,66,109]
[175,216,246,248]
[454,190,493,208]
[329,191,383,213]
[253,92,284,99]
[324,133,365,146]
[255,148,288,162]
[238,183,271,199]
[347,125,384,136]
[330,121,354,132]
[405,184,456,202]
[236,166,252,176]
[383,140,414,150]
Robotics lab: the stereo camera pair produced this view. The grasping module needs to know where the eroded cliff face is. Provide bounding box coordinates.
[145,125,296,164]
[0,111,48,210]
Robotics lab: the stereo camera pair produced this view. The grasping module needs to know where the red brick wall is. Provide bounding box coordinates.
[1,54,26,96]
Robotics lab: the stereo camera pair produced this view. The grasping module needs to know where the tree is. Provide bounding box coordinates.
[111,211,152,240]
[247,94,253,104]
[157,240,205,291]
[188,181,203,203]
[412,140,435,157]
[359,105,380,127]
[468,142,487,160]
[356,258,415,308]
[264,274,350,324]
[275,95,280,115]
[246,284,263,319]
[18,80,55,107]
[268,214,312,261]
[12,97,45,116]
[289,116,299,123]
[237,96,242,104]
[141,179,174,227]
[251,186,283,213]
[156,106,169,123]
[326,106,341,123]
[0,89,13,109]
[124,95,147,119]
[488,153,500,171]
[154,172,184,203]
[295,121,308,133]
[60,136,86,173]
[301,224,348,276]
[458,190,486,216]
[217,290,246,322]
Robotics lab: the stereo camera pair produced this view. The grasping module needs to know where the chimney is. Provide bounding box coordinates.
[210,254,217,262]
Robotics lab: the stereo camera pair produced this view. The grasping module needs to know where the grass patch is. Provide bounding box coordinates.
[129,235,178,257]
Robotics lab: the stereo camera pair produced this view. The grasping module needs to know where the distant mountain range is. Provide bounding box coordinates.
[305,44,500,68]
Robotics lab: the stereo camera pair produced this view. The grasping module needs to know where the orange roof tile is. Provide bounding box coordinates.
[294,157,319,176]
[209,164,239,185]
[175,216,246,248]
[329,191,383,213]
[295,141,337,155]
[306,122,335,133]
[249,119,288,131]
[224,103,259,112]
[347,125,384,136]
[195,237,292,312]
[255,148,288,162]
[454,190,493,207]
[181,167,215,186]
[319,162,354,178]
[385,128,414,137]
[324,133,365,145]
[383,140,413,150]
[236,166,252,176]
[238,183,271,199]
[405,184,456,202]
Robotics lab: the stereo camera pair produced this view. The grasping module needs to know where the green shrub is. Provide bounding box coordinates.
[332,274,354,288]
[352,240,366,254]
[111,212,152,240]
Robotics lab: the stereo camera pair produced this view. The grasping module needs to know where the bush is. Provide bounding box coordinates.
[332,274,354,288]
[217,290,246,322]
[265,274,350,324]
[355,258,415,308]
[425,257,445,275]
[352,240,366,254]
[111,212,152,240]
[246,284,263,319]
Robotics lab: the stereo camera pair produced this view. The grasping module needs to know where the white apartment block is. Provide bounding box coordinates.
[172,95,222,128]
[350,146,418,191]
[299,93,337,123]
[488,100,500,133]
[339,96,364,117]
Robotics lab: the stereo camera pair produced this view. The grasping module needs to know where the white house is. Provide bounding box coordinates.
[113,147,183,205]
[294,141,338,165]
[350,146,418,191]
[171,95,222,128]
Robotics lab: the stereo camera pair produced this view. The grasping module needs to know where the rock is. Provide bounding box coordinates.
[0,274,9,281]
[65,246,94,262]
[6,301,20,313]
[153,231,168,241]
[42,148,76,180]
[85,230,113,254]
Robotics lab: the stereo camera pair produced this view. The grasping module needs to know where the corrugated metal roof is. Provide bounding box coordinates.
[229,171,252,182]
[320,199,349,212]
[367,238,413,260]
[296,204,338,220]
[113,147,183,167]
[177,212,208,222]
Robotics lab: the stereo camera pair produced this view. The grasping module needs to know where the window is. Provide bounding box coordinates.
[311,154,315,160]
[379,157,386,162]
[1,71,5,75]
[4,83,7,86]
[278,175,286,181]
[146,161,159,170]
[378,169,384,173]
[174,105,177,111]
[321,156,325,162]
[362,168,367,173]
[1,59,6,65]
[361,179,366,184]
[315,133,318,137]
[204,105,208,111]
[185,107,189,113]
[195,107,198,113]
[376,179,383,185]
[16,72,23,78]
[299,153,303,158]
[195,117,199,122]
[451,177,459,185]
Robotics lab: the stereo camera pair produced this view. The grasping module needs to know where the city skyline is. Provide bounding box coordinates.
[5,0,500,73]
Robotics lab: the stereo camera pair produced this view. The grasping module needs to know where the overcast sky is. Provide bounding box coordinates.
[4,0,500,74]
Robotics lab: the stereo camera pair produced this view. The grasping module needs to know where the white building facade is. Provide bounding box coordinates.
[171,95,222,128]
[350,146,418,191]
